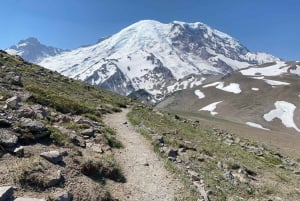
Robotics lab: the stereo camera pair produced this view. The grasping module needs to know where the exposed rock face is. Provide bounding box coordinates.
[0,186,13,201]
[19,118,49,139]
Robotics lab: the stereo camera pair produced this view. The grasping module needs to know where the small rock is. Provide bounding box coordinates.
[0,186,13,201]
[40,150,63,164]
[152,135,164,146]
[14,197,46,201]
[20,118,49,139]
[223,171,235,182]
[14,146,24,157]
[80,128,94,137]
[91,144,104,154]
[10,75,23,86]
[5,96,21,109]
[46,170,63,187]
[0,129,18,147]
[52,191,72,201]
[188,170,201,181]
[167,148,178,158]
[70,133,86,148]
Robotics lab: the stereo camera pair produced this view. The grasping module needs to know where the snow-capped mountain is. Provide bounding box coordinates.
[36,20,279,100]
[5,37,66,63]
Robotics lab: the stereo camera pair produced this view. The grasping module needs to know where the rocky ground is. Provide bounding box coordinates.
[0,51,130,201]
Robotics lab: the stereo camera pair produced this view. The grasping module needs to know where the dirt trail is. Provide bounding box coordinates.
[104,108,183,201]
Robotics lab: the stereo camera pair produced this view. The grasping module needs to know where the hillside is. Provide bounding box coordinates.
[0,50,130,200]
[7,20,278,102]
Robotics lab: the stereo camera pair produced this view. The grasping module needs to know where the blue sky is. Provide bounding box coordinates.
[0,0,299,60]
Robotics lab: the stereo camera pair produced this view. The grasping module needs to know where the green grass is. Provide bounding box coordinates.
[127,105,300,200]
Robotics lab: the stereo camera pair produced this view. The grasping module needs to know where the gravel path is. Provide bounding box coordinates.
[104,108,183,201]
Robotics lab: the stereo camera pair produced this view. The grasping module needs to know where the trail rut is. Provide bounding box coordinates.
[104,108,183,201]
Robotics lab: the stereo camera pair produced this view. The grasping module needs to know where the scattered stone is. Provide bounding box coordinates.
[45,170,63,187]
[0,186,13,201]
[5,96,21,109]
[193,182,210,201]
[80,128,94,137]
[188,170,201,181]
[40,150,63,164]
[167,148,178,158]
[69,133,86,147]
[223,171,235,182]
[52,191,72,201]
[14,197,46,201]
[14,146,24,157]
[20,118,49,139]
[0,129,18,147]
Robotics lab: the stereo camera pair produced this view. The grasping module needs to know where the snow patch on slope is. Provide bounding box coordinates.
[194,89,205,99]
[251,88,259,91]
[200,101,223,116]
[263,79,290,86]
[240,61,288,76]
[246,122,270,130]
[263,101,300,132]
[203,82,241,94]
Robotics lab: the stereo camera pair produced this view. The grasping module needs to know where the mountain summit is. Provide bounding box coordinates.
[14,20,280,100]
[5,37,66,63]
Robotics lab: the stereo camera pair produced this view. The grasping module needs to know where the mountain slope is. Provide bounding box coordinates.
[5,37,66,63]
[157,61,300,135]
[38,20,279,100]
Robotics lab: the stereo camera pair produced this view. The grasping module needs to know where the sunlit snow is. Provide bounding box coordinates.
[194,89,205,99]
[203,82,241,94]
[246,122,269,130]
[263,79,290,86]
[240,61,288,76]
[199,101,223,116]
[251,88,259,91]
[263,101,300,132]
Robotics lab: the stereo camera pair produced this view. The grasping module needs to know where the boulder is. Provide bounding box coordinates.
[52,191,72,201]
[0,186,13,201]
[167,148,178,158]
[40,150,63,164]
[10,75,23,86]
[31,104,47,119]
[20,118,49,139]
[0,129,18,147]
[80,128,94,137]
[5,96,21,109]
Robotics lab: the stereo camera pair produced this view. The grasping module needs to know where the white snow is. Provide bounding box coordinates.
[263,79,290,86]
[200,101,223,116]
[290,65,300,76]
[251,88,259,91]
[263,101,300,132]
[194,89,205,99]
[203,82,241,94]
[240,61,288,76]
[246,122,270,130]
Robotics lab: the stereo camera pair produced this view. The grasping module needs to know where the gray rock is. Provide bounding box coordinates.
[223,171,235,182]
[0,186,13,201]
[167,148,178,158]
[5,96,21,109]
[152,135,164,146]
[14,197,46,201]
[52,191,72,201]
[0,129,18,147]
[14,146,24,157]
[80,128,94,137]
[69,133,86,147]
[11,75,23,86]
[20,118,49,138]
[40,150,63,164]
[188,170,201,181]
[45,170,62,187]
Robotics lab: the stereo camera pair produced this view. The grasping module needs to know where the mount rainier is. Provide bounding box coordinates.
[7,20,279,101]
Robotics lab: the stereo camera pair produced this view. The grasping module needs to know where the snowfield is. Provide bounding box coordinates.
[246,122,270,130]
[194,89,205,99]
[240,61,288,76]
[199,101,223,116]
[203,82,241,94]
[263,101,300,132]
